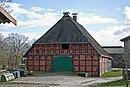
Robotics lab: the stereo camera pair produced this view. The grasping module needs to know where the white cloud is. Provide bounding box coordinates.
[62,8,78,13]
[78,12,118,25]
[62,9,118,25]
[88,25,130,46]
[1,3,60,28]
[0,3,119,29]
[9,3,54,20]
[21,32,41,40]
[0,32,11,37]
[9,3,29,16]
[31,7,54,12]
[124,6,130,21]
[31,7,45,12]
[0,31,41,40]
[0,23,16,29]
[0,2,123,46]
[17,12,60,27]
[116,8,120,11]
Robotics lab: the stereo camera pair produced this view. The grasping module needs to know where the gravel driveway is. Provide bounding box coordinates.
[0,74,122,87]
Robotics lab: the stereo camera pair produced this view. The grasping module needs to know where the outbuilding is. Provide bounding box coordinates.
[103,46,124,68]
[121,35,130,79]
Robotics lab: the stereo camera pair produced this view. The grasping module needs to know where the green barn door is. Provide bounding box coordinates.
[52,56,73,72]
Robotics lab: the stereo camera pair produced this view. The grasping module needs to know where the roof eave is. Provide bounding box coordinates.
[23,44,34,57]
[0,7,17,25]
[101,55,112,59]
[120,35,130,42]
[120,39,124,42]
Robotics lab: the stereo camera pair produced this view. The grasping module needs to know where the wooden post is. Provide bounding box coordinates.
[120,58,129,87]
[126,65,128,87]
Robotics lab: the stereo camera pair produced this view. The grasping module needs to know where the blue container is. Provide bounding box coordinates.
[12,71,20,79]
[17,69,27,77]
[7,68,27,77]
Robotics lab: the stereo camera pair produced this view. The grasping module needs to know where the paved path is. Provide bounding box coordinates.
[0,75,122,87]
[81,77,122,86]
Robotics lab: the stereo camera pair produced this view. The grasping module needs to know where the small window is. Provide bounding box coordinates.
[62,44,69,49]
[37,50,39,53]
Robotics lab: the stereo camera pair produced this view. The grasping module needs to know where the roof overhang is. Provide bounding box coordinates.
[0,7,16,25]
[101,55,113,59]
[120,35,130,42]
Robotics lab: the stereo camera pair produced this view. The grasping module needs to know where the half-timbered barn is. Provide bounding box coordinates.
[24,12,112,77]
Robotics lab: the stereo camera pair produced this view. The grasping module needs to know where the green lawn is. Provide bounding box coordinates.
[0,82,17,85]
[33,71,76,76]
[101,70,122,78]
[96,70,127,87]
[96,80,130,87]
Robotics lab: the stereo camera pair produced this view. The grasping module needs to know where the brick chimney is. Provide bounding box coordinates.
[72,13,78,22]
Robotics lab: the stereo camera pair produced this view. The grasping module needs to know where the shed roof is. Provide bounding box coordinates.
[103,46,124,54]
[0,7,16,25]
[25,12,111,58]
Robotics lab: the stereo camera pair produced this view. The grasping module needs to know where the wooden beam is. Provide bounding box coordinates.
[0,7,17,25]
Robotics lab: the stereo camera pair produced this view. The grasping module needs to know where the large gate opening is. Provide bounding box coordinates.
[52,56,73,72]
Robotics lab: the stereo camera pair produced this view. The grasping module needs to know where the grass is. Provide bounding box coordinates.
[33,71,46,75]
[33,70,122,77]
[0,81,17,85]
[101,70,122,78]
[32,71,76,76]
[96,80,130,87]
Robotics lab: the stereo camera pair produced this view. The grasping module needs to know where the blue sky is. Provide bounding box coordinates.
[1,0,130,46]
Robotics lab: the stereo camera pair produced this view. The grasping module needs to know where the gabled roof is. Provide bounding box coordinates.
[120,35,130,42]
[0,7,16,25]
[25,12,111,58]
[34,15,88,44]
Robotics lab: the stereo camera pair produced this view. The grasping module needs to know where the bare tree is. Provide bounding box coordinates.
[0,0,13,13]
[3,33,29,68]
[0,33,3,41]
[28,39,36,46]
[0,33,7,69]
